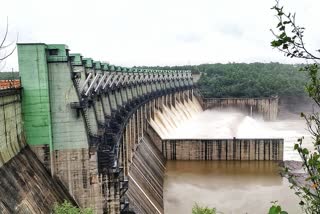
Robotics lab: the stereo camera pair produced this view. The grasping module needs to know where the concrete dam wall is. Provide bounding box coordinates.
[0,89,74,213]
[199,96,279,120]
[15,43,195,213]
[162,138,283,161]
[0,89,24,167]
[0,147,74,213]
[0,42,284,214]
[147,125,283,161]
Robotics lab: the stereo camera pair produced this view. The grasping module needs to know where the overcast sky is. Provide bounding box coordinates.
[1,0,320,70]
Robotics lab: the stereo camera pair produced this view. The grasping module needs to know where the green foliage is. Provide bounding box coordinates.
[271,1,320,213]
[53,200,93,214]
[268,202,288,214]
[192,203,216,214]
[143,63,308,98]
[270,1,320,61]
[197,63,307,98]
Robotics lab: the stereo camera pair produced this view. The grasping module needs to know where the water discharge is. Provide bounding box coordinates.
[153,108,313,161]
[150,99,313,213]
[149,96,203,139]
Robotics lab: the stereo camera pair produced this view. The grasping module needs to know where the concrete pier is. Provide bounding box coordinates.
[16,43,194,214]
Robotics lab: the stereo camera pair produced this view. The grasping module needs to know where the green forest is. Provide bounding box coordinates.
[143,63,308,98]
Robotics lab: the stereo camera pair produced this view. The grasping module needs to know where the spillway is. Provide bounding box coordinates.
[0,43,297,213]
[155,109,311,161]
[127,135,165,213]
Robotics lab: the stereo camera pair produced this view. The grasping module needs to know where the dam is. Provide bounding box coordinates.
[0,43,288,214]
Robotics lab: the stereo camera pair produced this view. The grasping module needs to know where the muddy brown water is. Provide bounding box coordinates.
[164,161,301,214]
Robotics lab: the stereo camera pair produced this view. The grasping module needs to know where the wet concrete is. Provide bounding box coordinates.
[0,146,73,214]
[164,160,301,214]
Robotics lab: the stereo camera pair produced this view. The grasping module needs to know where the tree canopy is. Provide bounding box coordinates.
[144,63,308,98]
[197,63,307,98]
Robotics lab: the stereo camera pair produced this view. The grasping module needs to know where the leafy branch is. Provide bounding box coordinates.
[270,0,320,61]
[271,1,320,213]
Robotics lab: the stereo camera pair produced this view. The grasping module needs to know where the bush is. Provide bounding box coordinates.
[192,203,216,214]
[53,200,93,214]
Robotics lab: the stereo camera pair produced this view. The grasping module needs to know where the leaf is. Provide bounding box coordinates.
[283,44,288,49]
[271,40,282,47]
[280,32,286,38]
[268,206,278,214]
[302,148,309,155]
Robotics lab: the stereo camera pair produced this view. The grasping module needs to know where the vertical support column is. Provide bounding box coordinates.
[126,86,132,102]
[180,91,184,104]
[93,61,105,126]
[171,93,176,108]
[189,89,193,100]
[109,91,118,112]
[103,93,112,117]
[115,89,123,108]
[147,101,152,120]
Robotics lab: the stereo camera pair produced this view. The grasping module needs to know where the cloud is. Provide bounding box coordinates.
[219,24,243,38]
[176,33,203,43]
[0,0,320,70]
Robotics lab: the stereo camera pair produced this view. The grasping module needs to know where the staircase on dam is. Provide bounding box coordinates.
[0,43,284,214]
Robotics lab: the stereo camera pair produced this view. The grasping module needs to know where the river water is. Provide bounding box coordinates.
[164,161,301,214]
[161,109,312,214]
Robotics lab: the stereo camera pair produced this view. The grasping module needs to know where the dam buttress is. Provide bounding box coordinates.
[0,43,283,214]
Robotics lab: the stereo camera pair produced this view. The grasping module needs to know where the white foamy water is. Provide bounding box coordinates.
[172,110,313,161]
[149,96,203,139]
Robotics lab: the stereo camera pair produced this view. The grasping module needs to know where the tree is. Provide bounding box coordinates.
[0,17,16,70]
[53,200,93,214]
[271,1,320,213]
